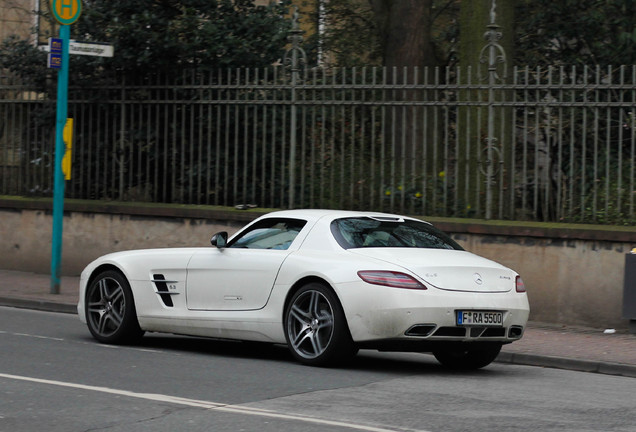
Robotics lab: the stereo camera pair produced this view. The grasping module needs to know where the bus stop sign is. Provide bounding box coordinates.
[50,0,82,25]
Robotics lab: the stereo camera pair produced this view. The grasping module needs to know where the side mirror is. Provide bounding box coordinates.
[211,231,228,248]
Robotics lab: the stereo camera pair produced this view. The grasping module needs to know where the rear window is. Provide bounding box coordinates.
[330,217,463,250]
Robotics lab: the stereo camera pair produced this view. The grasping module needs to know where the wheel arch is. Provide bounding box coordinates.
[283,276,332,317]
[86,263,128,291]
[282,275,354,339]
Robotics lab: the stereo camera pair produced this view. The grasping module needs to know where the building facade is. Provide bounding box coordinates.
[1,0,55,46]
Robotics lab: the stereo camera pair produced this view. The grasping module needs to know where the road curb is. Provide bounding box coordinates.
[496,351,636,378]
[0,297,77,315]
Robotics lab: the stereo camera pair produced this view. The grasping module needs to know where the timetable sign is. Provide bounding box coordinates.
[50,37,63,54]
[48,53,62,69]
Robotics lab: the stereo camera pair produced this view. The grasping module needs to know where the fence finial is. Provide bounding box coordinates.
[479,0,507,82]
[283,6,307,209]
[283,6,307,75]
[479,0,507,219]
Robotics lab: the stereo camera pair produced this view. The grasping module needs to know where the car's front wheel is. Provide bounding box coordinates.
[433,342,502,370]
[284,282,356,366]
[85,270,144,344]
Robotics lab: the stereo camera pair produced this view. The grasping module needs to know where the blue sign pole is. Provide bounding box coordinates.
[50,25,70,294]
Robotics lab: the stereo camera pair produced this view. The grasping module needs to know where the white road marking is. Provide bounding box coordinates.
[0,330,163,353]
[0,331,64,341]
[0,372,225,408]
[0,373,430,432]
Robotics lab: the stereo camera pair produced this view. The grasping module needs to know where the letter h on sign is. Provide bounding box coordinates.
[61,0,73,17]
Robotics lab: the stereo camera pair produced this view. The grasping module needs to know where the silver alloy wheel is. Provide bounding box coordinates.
[87,276,126,338]
[287,289,335,359]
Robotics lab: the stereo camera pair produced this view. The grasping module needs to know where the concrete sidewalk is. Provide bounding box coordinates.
[1,268,634,378]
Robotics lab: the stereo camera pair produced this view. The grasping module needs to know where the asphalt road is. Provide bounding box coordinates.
[1,307,635,432]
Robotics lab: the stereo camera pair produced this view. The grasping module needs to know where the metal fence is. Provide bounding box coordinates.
[1,62,634,225]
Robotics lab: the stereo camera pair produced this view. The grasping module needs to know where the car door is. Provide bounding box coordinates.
[185,218,306,311]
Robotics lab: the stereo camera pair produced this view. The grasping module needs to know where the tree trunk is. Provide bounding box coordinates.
[369,0,436,70]
[368,0,439,212]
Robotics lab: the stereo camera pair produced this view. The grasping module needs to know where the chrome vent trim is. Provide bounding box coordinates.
[508,326,524,339]
[405,325,516,340]
[405,324,437,337]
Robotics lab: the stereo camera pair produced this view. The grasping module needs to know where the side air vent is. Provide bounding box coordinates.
[152,274,174,307]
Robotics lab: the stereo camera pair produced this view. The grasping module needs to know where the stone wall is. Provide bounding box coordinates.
[1,198,634,328]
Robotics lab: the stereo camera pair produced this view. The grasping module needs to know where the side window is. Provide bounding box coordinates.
[228,218,306,250]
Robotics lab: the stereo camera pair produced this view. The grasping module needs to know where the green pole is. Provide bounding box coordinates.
[50,25,70,294]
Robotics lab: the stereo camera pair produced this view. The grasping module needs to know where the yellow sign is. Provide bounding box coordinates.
[50,0,82,25]
[62,118,73,180]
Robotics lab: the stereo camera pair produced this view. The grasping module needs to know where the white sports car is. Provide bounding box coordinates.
[78,209,529,369]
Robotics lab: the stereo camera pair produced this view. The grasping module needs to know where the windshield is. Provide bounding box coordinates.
[330,217,463,250]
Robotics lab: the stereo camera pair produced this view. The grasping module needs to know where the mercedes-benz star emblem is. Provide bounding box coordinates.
[473,273,483,285]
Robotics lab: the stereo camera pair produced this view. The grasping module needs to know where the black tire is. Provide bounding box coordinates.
[433,342,502,370]
[284,282,356,366]
[85,270,144,344]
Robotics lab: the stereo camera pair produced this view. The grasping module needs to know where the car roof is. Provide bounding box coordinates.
[260,209,429,225]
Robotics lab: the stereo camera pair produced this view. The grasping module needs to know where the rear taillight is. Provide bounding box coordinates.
[357,271,427,290]
[515,276,526,293]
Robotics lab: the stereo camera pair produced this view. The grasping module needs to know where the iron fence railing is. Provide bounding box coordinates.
[1,64,635,225]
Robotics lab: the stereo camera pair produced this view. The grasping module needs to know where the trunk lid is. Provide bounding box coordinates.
[349,248,515,293]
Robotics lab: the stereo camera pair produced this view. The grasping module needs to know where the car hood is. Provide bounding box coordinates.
[348,248,515,292]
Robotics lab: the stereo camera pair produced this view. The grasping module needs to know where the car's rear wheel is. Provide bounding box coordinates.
[433,342,502,370]
[85,270,144,344]
[284,282,356,366]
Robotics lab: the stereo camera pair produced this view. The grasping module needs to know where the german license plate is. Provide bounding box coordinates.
[457,310,503,326]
